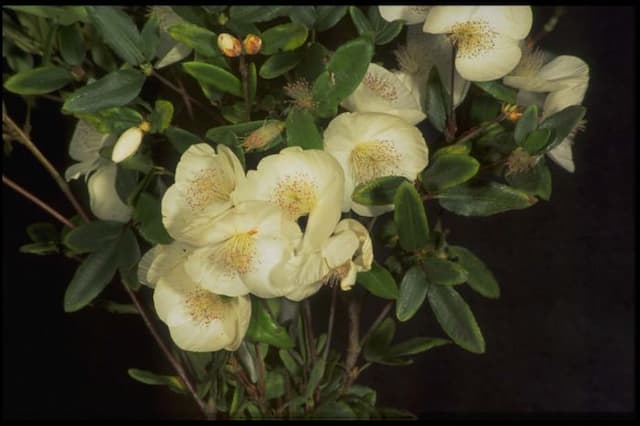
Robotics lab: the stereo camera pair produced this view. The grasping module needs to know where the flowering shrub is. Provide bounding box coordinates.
[2,5,588,419]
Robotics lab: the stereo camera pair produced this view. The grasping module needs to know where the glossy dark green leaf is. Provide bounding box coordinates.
[259,51,300,79]
[386,337,450,358]
[165,126,201,154]
[19,242,59,255]
[367,6,404,45]
[132,192,173,245]
[289,6,317,27]
[167,23,219,57]
[315,6,348,31]
[261,23,308,55]
[63,69,146,113]
[4,66,73,95]
[297,42,329,82]
[514,105,538,145]
[352,176,408,206]
[349,6,374,36]
[182,61,242,97]
[229,6,291,23]
[422,154,479,192]
[100,301,138,315]
[26,222,59,243]
[245,300,294,349]
[448,245,500,299]
[427,285,485,353]
[140,14,160,61]
[396,266,428,322]
[77,107,143,135]
[116,228,141,290]
[394,181,429,252]
[63,220,123,253]
[539,105,586,151]
[305,358,326,399]
[363,317,395,360]
[505,158,552,201]
[128,368,186,394]
[285,107,322,150]
[437,182,536,216]
[149,100,173,133]
[58,24,86,65]
[522,128,552,154]
[326,36,374,102]
[425,67,447,132]
[5,6,88,25]
[86,6,145,65]
[422,256,468,286]
[474,80,517,104]
[310,71,337,118]
[357,262,398,300]
[470,95,501,125]
[63,238,120,312]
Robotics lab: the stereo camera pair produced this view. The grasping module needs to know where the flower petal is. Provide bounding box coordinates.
[379,6,431,24]
[547,139,575,173]
[455,33,522,82]
[423,6,478,34]
[87,163,132,223]
[542,81,588,118]
[138,242,195,288]
[470,6,533,40]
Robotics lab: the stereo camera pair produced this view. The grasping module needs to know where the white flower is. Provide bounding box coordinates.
[184,201,302,299]
[504,53,589,172]
[161,143,245,246]
[65,120,132,222]
[232,147,344,252]
[111,124,148,163]
[341,62,426,125]
[273,219,373,301]
[323,112,428,217]
[138,241,196,288]
[379,5,431,25]
[153,262,251,352]
[423,6,533,82]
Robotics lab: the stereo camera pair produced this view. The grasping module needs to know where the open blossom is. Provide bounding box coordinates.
[184,201,302,299]
[161,143,245,246]
[273,219,373,302]
[341,63,426,125]
[423,6,533,82]
[323,112,428,217]
[379,5,431,25]
[232,147,344,252]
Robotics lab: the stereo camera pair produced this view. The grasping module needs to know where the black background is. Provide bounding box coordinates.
[2,6,635,419]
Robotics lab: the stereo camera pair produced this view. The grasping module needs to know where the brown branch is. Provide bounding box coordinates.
[341,295,362,393]
[3,175,75,229]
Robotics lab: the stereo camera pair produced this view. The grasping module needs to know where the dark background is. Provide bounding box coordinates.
[2,6,635,419]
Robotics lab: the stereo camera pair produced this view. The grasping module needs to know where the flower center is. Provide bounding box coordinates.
[362,72,399,103]
[185,288,225,326]
[186,168,233,210]
[272,174,318,220]
[322,261,353,288]
[211,230,258,275]
[449,20,496,59]
[350,141,401,184]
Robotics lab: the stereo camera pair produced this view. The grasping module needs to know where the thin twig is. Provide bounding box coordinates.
[2,112,90,223]
[527,7,565,49]
[3,175,75,228]
[451,112,507,146]
[151,70,218,117]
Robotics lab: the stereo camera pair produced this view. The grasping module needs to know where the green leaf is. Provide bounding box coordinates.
[64,239,120,312]
[470,95,501,125]
[305,358,326,399]
[278,349,300,377]
[265,371,286,400]
[448,245,500,299]
[422,154,480,192]
[77,106,143,134]
[182,61,242,97]
[367,6,403,45]
[58,24,86,66]
[285,107,322,150]
[326,36,374,102]
[422,256,468,286]
[521,128,552,154]
[19,242,59,256]
[539,105,586,151]
[297,42,329,82]
[352,176,408,206]
[514,105,538,145]
[63,69,146,113]
[259,51,300,79]
[229,6,291,23]
[505,158,552,201]
[310,71,337,118]
[165,126,202,154]
[432,144,471,160]
[5,6,88,25]
[427,285,485,353]
[474,80,517,104]
[149,100,174,133]
[425,67,447,132]
[237,342,259,384]
[26,222,59,243]
[289,6,317,27]
[312,400,356,419]
[314,6,348,32]
[128,368,186,394]
[245,299,294,349]
[86,6,145,65]
[167,23,219,57]
[396,266,428,322]
[437,182,536,216]
[140,14,160,61]
[349,6,374,36]
[116,228,141,290]
[394,181,429,252]
[4,66,73,95]
[63,220,123,253]
[261,23,308,55]
[357,262,398,300]
[363,317,396,361]
[386,337,450,358]
[132,192,173,245]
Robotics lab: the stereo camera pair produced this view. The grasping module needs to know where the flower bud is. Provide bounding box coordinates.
[242,33,262,55]
[217,33,242,57]
[111,122,149,163]
[241,121,285,152]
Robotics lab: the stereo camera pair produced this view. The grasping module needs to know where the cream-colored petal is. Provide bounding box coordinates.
[470,6,533,40]
[542,82,588,118]
[537,55,589,84]
[339,262,358,291]
[300,184,343,252]
[242,236,297,298]
[169,320,229,352]
[547,139,575,173]
[379,6,431,24]
[351,202,395,218]
[68,120,112,161]
[224,295,252,351]
[322,230,359,269]
[111,127,144,163]
[334,219,373,271]
[455,33,522,82]
[65,158,101,181]
[185,243,251,297]
[273,251,328,302]
[138,241,195,288]
[423,6,478,34]
[87,163,132,223]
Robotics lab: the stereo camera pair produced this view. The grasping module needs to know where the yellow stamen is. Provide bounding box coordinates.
[211,230,258,275]
[272,174,318,220]
[449,20,497,59]
[185,288,225,326]
[362,72,399,102]
[350,141,401,184]
[185,168,233,210]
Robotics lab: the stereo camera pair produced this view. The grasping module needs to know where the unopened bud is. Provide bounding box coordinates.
[241,121,285,152]
[111,122,149,163]
[502,104,523,121]
[217,33,242,57]
[242,33,262,55]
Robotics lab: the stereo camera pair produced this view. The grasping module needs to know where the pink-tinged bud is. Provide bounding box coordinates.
[242,33,262,55]
[217,33,242,57]
[241,121,285,152]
